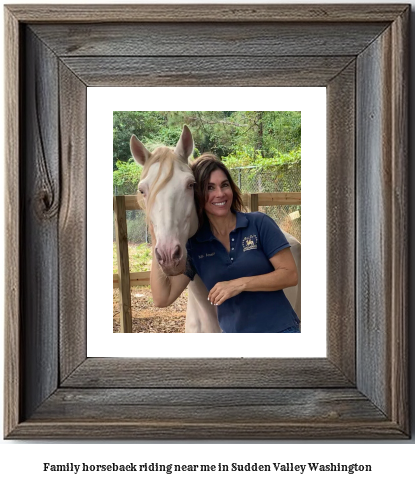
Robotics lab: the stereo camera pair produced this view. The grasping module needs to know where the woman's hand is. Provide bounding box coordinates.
[208,279,246,306]
[207,248,298,306]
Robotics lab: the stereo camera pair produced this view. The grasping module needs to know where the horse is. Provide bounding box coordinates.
[130,125,301,332]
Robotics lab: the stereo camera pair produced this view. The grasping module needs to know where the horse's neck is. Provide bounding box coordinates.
[186,276,221,333]
[188,209,199,239]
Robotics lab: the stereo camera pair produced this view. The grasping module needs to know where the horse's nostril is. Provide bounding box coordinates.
[155,248,164,264]
[172,244,181,262]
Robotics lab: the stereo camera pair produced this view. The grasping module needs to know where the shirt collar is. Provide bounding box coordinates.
[195,212,249,242]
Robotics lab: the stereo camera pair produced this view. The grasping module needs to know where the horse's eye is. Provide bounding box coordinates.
[188,182,196,190]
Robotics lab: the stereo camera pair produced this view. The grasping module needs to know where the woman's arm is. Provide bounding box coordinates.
[208,248,298,305]
[149,228,190,308]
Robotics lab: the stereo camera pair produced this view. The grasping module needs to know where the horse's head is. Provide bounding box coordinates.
[130,126,198,276]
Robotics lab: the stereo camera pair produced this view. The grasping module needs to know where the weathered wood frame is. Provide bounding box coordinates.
[4,4,409,439]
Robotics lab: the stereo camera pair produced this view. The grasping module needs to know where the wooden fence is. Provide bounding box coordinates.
[113,192,301,332]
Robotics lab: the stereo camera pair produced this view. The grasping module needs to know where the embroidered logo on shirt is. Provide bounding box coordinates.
[198,252,215,259]
[242,235,258,251]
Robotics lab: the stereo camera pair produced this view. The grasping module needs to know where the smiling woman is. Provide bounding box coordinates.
[191,153,244,229]
[205,169,234,214]
[184,152,300,333]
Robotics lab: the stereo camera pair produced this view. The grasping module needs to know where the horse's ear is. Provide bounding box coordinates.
[174,125,194,162]
[130,135,151,166]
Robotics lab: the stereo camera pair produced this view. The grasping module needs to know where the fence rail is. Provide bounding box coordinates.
[113,271,150,288]
[113,192,301,332]
[120,192,301,211]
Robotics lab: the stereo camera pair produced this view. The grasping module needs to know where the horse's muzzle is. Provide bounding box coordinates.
[155,240,187,276]
[160,259,186,277]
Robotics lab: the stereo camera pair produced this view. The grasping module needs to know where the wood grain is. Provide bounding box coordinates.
[4,6,21,438]
[356,26,399,418]
[58,62,87,381]
[244,192,301,207]
[247,193,259,212]
[122,195,142,211]
[326,62,356,383]
[8,421,406,440]
[113,271,150,288]
[31,22,388,57]
[114,196,133,333]
[21,28,60,420]
[32,388,385,423]
[61,56,355,87]
[355,10,408,427]
[7,4,408,23]
[389,8,409,432]
[62,358,353,389]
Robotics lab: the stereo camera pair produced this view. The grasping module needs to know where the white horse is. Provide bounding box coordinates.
[130,126,301,332]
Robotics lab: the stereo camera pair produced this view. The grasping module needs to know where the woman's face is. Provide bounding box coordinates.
[204,169,233,218]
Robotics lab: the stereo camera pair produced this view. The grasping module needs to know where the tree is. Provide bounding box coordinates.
[113,111,301,194]
[113,111,168,168]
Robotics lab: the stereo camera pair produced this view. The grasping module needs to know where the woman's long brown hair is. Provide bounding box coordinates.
[190,153,244,228]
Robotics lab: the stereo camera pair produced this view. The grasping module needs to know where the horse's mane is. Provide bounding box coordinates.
[138,147,188,226]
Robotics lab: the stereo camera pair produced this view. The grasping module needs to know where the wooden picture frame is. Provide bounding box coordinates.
[4,4,409,439]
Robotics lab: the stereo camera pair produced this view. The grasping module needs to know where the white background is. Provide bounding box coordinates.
[1,0,414,485]
[87,87,326,357]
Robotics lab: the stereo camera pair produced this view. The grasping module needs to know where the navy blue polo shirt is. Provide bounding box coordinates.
[184,212,300,333]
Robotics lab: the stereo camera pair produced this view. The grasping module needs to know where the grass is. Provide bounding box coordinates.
[113,241,189,333]
[113,242,152,274]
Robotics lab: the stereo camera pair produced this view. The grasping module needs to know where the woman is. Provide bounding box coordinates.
[150,153,300,333]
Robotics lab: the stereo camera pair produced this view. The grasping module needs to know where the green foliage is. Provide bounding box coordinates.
[222,147,301,169]
[113,111,301,194]
[113,242,152,273]
[113,111,168,169]
[128,243,152,272]
[226,111,301,157]
[113,160,142,195]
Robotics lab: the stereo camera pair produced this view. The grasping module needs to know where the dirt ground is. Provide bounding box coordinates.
[113,286,187,333]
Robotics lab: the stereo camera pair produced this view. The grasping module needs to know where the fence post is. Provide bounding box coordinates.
[113,196,133,333]
[247,193,259,212]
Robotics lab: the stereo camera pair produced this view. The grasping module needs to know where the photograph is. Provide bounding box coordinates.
[112,111,302,334]
[87,86,325,359]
